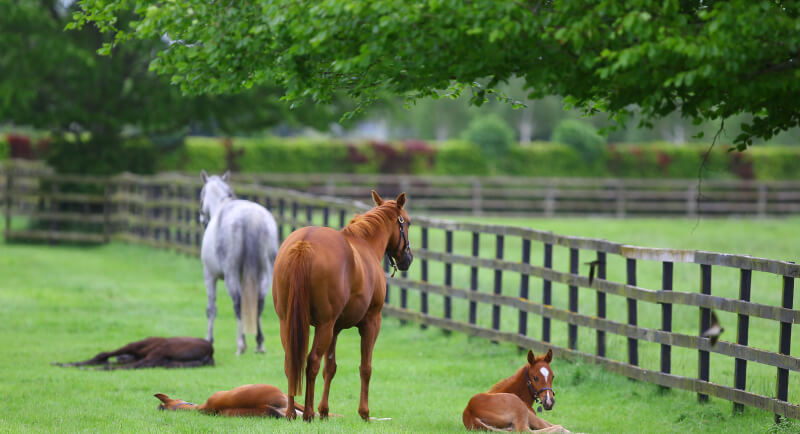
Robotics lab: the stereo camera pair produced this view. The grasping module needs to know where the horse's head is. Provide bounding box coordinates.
[526,348,556,410]
[372,190,413,271]
[199,170,235,227]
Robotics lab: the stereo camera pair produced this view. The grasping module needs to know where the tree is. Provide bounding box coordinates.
[72,0,800,150]
[0,0,348,174]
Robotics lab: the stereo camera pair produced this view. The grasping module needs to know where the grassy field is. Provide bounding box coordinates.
[1,217,799,433]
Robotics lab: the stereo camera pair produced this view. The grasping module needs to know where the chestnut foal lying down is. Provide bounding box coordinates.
[54,337,213,370]
[463,349,569,433]
[155,384,317,418]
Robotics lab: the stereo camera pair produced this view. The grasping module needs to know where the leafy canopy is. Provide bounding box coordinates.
[73,0,800,149]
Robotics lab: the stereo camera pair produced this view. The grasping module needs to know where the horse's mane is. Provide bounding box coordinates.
[342,202,397,240]
[488,365,526,393]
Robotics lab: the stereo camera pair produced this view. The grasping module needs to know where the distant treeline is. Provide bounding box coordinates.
[3,134,799,180]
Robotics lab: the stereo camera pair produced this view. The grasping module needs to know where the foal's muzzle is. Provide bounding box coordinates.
[396,252,413,271]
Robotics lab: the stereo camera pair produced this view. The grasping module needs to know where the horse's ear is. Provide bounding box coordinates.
[371,190,384,206]
[544,348,553,363]
[221,170,231,182]
[154,393,170,404]
[527,349,535,365]
[201,170,208,182]
[396,192,406,209]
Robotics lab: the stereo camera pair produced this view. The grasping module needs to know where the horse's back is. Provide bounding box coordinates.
[202,199,278,274]
[204,384,285,410]
[274,227,354,321]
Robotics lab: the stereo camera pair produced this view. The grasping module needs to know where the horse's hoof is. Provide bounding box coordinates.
[255,346,266,353]
[235,349,245,356]
[302,412,315,422]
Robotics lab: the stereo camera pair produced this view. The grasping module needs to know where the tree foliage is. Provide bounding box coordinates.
[0,0,349,174]
[72,0,800,149]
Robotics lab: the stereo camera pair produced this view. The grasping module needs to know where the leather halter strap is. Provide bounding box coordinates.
[524,365,555,404]
[169,401,194,410]
[386,216,410,277]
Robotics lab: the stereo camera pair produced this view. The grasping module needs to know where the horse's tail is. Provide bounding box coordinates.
[240,233,263,334]
[283,240,313,396]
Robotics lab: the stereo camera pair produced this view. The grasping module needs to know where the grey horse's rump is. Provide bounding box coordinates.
[200,171,279,355]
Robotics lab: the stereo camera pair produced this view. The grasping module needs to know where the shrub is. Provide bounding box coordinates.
[551,119,606,163]
[46,136,158,175]
[462,115,515,160]
[0,136,8,160]
[502,142,602,177]
[433,140,490,175]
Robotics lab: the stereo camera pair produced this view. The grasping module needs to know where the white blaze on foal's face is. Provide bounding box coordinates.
[540,366,549,382]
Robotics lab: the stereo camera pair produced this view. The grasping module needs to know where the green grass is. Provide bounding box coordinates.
[1,218,799,433]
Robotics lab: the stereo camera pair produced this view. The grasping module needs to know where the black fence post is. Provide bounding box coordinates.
[323,206,329,227]
[444,230,453,331]
[627,258,639,367]
[278,199,285,242]
[400,269,408,325]
[291,201,298,232]
[384,257,390,303]
[775,272,794,423]
[305,204,313,225]
[519,238,532,337]
[339,209,346,229]
[568,248,579,350]
[469,232,479,325]
[543,243,553,343]
[698,264,712,403]
[420,226,428,329]
[660,261,674,391]
[596,251,607,358]
[492,235,504,335]
[733,268,751,413]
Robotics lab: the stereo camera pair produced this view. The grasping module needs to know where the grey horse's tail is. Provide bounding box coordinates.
[241,235,262,335]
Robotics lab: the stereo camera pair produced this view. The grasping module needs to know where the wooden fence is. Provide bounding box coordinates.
[235,172,800,217]
[2,160,798,421]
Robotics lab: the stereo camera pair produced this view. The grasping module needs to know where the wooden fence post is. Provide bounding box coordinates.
[420,226,429,329]
[698,264,712,402]
[660,261,674,391]
[542,243,553,343]
[291,201,298,232]
[757,185,767,218]
[775,272,794,423]
[322,206,329,227]
[384,257,390,303]
[733,268,751,413]
[596,251,607,357]
[518,238,531,337]
[472,179,482,216]
[568,248,579,350]
[339,208,346,229]
[444,230,453,332]
[492,235,504,336]
[103,181,111,243]
[469,232,479,325]
[278,199,285,242]
[627,258,639,367]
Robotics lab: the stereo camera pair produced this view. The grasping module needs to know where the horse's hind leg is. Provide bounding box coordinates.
[318,330,340,418]
[357,311,381,421]
[224,273,246,355]
[303,321,335,422]
[204,270,218,344]
[255,272,268,353]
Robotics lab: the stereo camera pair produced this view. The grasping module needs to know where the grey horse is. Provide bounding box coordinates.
[200,170,279,355]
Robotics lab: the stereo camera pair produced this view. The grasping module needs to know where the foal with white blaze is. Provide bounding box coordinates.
[200,170,279,355]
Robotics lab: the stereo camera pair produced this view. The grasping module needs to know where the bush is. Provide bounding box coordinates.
[462,115,515,160]
[502,142,603,177]
[551,119,606,163]
[46,136,158,175]
[0,136,8,160]
[433,140,490,175]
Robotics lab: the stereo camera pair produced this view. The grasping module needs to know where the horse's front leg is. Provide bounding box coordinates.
[204,270,217,344]
[357,311,381,421]
[527,408,555,430]
[318,331,340,418]
[303,322,335,421]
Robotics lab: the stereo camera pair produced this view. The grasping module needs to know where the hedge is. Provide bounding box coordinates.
[154,137,800,180]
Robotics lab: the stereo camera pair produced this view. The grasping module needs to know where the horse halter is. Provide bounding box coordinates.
[386,215,410,277]
[524,365,555,405]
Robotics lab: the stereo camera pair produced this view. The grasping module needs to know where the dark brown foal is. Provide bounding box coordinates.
[54,337,213,369]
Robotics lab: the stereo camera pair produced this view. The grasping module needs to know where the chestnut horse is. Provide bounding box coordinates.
[273,190,412,421]
[463,349,568,432]
[155,384,308,417]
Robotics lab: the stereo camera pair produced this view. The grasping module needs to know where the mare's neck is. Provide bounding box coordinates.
[490,366,534,407]
[342,210,394,261]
